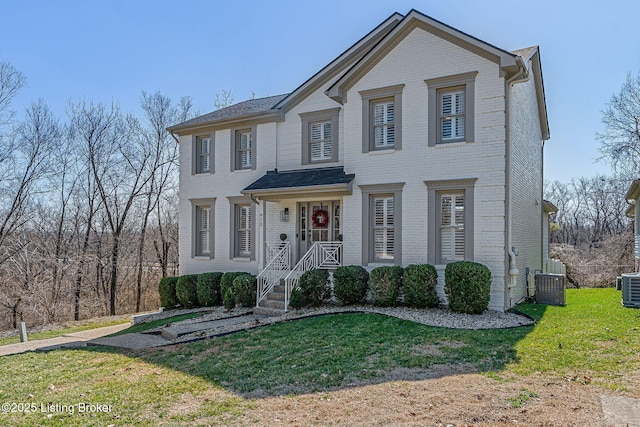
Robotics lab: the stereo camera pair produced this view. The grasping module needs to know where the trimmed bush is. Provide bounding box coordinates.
[197,272,224,306]
[403,264,439,308]
[232,274,257,307]
[220,272,247,304]
[175,274,199,308]
[444,261,492,314]
[223,287,236,310]
[370,266,403,306]
[298,269,332,307]
[288,287,304,310]
[158,276,180,309]
[333,265,369,305]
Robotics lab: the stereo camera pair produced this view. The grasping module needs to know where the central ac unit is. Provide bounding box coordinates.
[620,273,640,308]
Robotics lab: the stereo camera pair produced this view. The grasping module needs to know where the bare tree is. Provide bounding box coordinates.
[598,71,640,177]
[215,89,234,110]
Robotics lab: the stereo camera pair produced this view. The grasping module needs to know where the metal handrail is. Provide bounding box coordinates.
[256,242,290,306]
[283,241,342,310]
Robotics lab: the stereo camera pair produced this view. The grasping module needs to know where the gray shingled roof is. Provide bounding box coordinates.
[243,167,355,193]
[169,93,289,130]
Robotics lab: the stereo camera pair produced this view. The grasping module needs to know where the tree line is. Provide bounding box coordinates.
[0,59,194,328]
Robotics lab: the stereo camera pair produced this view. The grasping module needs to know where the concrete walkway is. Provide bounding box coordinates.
[0,323,130,356]
[601,394,640,427]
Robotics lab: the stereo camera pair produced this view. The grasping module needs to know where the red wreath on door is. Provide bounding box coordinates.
[312,209,329,228]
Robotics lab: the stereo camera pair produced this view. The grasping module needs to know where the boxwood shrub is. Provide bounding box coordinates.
[223,287,236,310]
[158,276,180,309]
[369,266,403,306]
[288,287,304,310]
[333,265,369,305]
[220,272,247,304]
[403,264,439,308]
[444,261,491,314]
[196,272,224,306]
[175,274,199,308]
[232,273,257,307]
[298,269,332,307]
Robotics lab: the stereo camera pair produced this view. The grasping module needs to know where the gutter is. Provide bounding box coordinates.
[504,57,529,309]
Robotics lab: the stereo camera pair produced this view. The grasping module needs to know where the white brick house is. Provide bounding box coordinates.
[168,10,551,312]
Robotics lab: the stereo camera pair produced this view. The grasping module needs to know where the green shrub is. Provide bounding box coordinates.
[220,272,246,304]
[333,265,369,305]
[197,272,224,306]
[444,261,492,314]
[175,274,199,308]
[370,266,403,306]
[158,276,180,309]
[223,287,236,310]
[298,269,332,307]
[288,287,304,310]
[403,264,439,308]
[232,274,257,307]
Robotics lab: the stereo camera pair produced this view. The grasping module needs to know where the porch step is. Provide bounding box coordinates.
[273,284,286,293]
[254,306,286,317]
[260,299,286,310]
[266,291,285,301]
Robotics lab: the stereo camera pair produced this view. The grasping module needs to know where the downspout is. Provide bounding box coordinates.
[504,58,529,309]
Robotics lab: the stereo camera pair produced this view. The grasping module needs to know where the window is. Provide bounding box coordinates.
[360,84,404,152]
[360,183,404,265]
[373,196,395,261]
[228,196,255,260]
[425,178,476,265]
[191,198,215,258]
[425,71,477,146]
[440,90,465,142]
[439,192,465,262]
[194,135,212,174]
[231,126,257,170]
[236,205,252,257]
[300,108,339,164]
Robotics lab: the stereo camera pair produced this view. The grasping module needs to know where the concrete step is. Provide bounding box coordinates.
[254,306,286,317]
[266,292,285,301]
[273,284,286,293]
[260,299,286,310]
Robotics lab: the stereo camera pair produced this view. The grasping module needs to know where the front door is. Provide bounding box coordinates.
[298,201,341,260]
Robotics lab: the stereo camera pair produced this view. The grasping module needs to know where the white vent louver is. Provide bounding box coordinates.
[620,273,640,308]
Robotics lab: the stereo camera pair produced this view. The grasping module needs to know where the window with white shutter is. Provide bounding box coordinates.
[236,204,252,257]
[195,136,212,174]
[439,193,465,262]
[440,90,465,142]
[373,100,395,148]
[372,196,394,261]
[197,206,211,255]
[238,131,252,169]
[310,120,332,161]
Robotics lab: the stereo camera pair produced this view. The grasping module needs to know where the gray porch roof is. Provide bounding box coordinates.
[241,167,355,198]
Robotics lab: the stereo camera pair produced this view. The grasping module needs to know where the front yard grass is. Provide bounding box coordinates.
[0,288,637,425]
[0,318,130,346]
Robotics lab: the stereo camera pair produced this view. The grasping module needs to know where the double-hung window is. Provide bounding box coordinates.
[373,100,395,148]
[440,90,465,142]
[194,135,212,174]
[232,126,256,170]
[236,205,252,257]
[192,198,215,258]
[228,197,255,260]
[425,178,476,265]
[360,84,404,152]
[300,108,340,164]
[425,71,477,146]
[360,183,404,265]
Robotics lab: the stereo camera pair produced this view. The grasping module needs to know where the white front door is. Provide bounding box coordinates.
[298,201,340,260]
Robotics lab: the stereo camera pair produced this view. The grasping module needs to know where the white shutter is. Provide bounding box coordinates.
[440,193,464,261]
[310,121,332,161]
[198,207,210,255]
[238,206,251,256]
[239,132,252,167]
[441,90,465,141]
[373,101,395,147]
[200,138,210,172]
[373,196,394,260]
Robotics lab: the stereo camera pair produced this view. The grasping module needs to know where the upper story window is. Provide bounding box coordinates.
[231,125,257,171]
[359,84,404,153]
[426,71,477,146]
[194,135,212,174]
[300,108,340,165]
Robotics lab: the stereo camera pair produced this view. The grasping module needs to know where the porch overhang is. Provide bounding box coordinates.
[241,167,355,201]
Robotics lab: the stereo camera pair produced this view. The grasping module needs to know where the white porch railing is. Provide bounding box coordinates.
[283,241,342,311]
[257,242,290,306]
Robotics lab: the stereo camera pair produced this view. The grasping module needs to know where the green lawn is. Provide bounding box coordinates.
[107,312,204,336]
[0,288,637,426]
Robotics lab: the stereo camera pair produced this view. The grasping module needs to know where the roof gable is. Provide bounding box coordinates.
[326,9,521,103]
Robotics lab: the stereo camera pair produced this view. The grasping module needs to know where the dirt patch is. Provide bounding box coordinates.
[236,373,610,426]
[412,340,466,357]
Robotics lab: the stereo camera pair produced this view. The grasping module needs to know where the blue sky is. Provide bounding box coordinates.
[2,0,639,182]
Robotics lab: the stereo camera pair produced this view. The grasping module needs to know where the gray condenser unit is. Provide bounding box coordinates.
[535,273,566,306]
[619,273,640,308]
